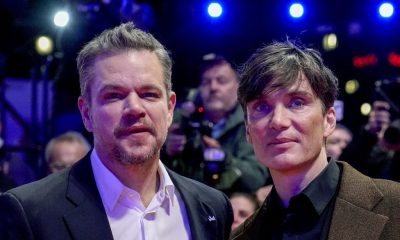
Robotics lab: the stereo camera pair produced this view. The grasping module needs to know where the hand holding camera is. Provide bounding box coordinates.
[165,123,187,157]
[365,100,391,139]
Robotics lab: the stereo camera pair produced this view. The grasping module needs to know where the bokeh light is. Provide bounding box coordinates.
[322,33,338,51]
[207,2,223,18]
[53,10,70,27]
[345,79,359,94]
[379,2,394,18]
[35,36,54,56]
[289,3,304,18]
[360,103,372,116]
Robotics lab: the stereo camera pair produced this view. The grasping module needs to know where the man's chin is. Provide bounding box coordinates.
[117,152,153,166]
[113,144,158,165]
[204,104,224,112]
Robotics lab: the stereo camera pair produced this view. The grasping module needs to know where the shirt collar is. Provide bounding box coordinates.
[268,159,340,216]
[158,159,176,206]
[91,149,124,212]
[91,148,176,212]
[300,159,340,215]
[211,118,226,138]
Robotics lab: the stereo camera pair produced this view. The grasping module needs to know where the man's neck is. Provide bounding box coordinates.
[101,156,160,208]
[270,155,328,208]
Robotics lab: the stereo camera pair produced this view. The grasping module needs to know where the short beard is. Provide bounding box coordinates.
[111,143,159,166]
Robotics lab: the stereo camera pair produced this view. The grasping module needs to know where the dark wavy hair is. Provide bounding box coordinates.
[238,40,339,116]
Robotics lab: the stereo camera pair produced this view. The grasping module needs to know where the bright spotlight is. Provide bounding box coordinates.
[289,3,304,18]
[54,10,70,27]
[35,36,54,56]
[208,2,223,18]
[379,2,394,18]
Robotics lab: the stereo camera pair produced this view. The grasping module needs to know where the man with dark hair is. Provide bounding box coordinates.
[163,54,268,195]
[231,41,400,239]
[0,22,233,240]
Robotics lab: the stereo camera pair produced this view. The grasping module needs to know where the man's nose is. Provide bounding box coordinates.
[123,93,146,118]
[269,105,290,130]
[209,79,219,91]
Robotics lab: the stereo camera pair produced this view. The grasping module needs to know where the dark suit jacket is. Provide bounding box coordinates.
[231,161,400,240]
[0,154,233,240]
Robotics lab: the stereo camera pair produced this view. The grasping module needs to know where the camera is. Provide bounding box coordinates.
[173,89,226,186]
[383,119,400,146]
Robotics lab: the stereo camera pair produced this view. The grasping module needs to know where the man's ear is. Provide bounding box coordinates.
[324,107,336,137]
[167,92,177,127]
[78,96,93,132]
[245,124,253,144]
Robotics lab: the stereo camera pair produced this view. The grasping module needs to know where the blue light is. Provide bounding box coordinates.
[289,3,304,18]
[379,2,394,18]
[208,2,223,18]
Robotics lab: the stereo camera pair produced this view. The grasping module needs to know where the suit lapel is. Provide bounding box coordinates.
[328,198,388,240]
[63,154,114,240]
[167,169,219,240]
[328,162,388,240]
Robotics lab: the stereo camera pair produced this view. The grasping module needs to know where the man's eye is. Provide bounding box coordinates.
[200,79,211,86]
[217,77,229,84]
[248,102,271,120]
[142,92,159,99]
[290,98,305,109]
[105,92,123,100]
[254,102,270,113]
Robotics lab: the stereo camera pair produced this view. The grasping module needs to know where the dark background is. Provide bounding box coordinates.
[0,0,399,138]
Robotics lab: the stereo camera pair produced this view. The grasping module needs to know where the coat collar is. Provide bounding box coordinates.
[63,154,223,240]
[328,161,388,240]
[167,169,221,240]
[63,153,114,240]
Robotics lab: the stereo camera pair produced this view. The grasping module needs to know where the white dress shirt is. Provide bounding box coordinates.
[91,149,192,240]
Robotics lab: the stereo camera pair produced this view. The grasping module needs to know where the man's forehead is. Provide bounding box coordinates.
[259,77,314,98]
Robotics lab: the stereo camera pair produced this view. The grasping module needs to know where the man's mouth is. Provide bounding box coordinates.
[268,138,296,145]
[115,125,153,138]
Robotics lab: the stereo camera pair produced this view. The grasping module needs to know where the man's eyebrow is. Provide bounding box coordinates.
[140,83,163,91]
[287,90,314,97]
[98,85,124,93]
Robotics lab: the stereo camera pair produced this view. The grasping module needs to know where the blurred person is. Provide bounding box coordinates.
[0,121,31,189]
[341,101,400,181]
[163,55,268,195]
[230,192,258,232]
[365,118,400,181]
[0,121,15,192]
[0,160,15,193]
[0,22,233,240]
[326,123,353,160]
[366,101,391,139]
[231,41,400,239]
[45,131,91,174]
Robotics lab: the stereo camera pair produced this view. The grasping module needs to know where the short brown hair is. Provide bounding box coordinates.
[76,22,172,101]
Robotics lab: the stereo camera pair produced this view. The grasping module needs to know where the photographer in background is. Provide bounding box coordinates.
[375,118,400,181]
[163,55,268,194]
[341,100,400,181]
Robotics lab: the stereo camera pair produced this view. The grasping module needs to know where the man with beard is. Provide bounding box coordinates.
[0,22,233,240]
[163,55,268,195]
